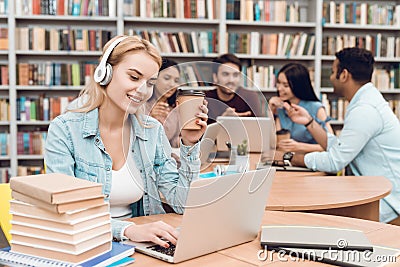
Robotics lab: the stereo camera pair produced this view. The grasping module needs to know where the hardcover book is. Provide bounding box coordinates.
[11,221,111,243]
[11,240,111,264]
[11,212,110,232]
[11,190,105,213]
[10,173,103,204]
[10,200,109,223]
[11,231,111,254]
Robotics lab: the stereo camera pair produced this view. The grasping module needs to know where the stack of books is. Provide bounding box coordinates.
[8,173,113,264]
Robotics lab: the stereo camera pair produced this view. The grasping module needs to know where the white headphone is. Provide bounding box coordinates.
[93,36,129,86]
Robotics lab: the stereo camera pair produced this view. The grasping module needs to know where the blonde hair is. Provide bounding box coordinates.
[71,35,162,113]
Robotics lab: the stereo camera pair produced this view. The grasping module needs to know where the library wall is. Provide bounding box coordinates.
[0,0,399,181]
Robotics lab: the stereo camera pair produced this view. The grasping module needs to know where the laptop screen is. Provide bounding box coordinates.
[215,116,275,156]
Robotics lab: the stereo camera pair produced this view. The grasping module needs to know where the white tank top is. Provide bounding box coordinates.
[109,146,144,219]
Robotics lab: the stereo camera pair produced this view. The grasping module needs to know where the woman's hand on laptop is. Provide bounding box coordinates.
[124,221,179,248]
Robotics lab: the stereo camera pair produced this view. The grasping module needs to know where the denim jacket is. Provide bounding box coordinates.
[44,108,200,240]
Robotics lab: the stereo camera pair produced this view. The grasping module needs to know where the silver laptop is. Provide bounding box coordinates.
[216,116,274,154]
[200,117,275,164]
[199,122,222,164]
[125,168,275,263]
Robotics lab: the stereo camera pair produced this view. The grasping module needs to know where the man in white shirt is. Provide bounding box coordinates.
[279,47,400,224]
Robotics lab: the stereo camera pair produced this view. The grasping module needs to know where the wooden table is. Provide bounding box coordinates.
[201,152,392,221]
[126,212,400,266]
[201,152,326,176]
[267,175,392,221]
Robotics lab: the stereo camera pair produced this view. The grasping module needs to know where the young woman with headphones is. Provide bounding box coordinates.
[44,35,208,248]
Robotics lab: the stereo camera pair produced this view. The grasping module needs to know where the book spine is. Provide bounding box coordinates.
[11,177,53,203]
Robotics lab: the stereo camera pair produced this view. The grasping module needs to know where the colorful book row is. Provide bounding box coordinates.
[321,66,400,90]
[124,0,216,19]
[226,0,308,23]
[242,65,276,90]
[16,96,76,122]
[127,29,218,54]
[16,0,116,17]
[17,62,97,86]
[0,132,9,156]
[0,65,8,85]
[322,94,400,122]
[323,1,400,26]
[321,94,348,122]
[322,34,400,59]
[227,32,315,56]
[17,131,47,155]
[17,165,44,176]
[0,99,9,121]
[0,168,11,183]
[15,27,114,52]
[0,28,8,50]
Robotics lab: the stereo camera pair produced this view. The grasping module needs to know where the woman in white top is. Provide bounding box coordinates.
[45,35,208,248]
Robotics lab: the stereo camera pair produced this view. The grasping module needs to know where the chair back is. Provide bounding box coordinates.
[0,183,12,242]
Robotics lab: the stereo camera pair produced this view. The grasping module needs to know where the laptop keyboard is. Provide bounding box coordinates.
[147,241,176,256]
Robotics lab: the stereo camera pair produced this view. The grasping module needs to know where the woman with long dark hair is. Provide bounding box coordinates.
[146,59,181,148]
[269,63,333,153]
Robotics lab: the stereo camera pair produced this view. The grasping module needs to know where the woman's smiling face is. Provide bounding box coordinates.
[105,51,159,114]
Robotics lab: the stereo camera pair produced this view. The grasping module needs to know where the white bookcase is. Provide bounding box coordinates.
[0,0,399,180]
[320,0,400,130]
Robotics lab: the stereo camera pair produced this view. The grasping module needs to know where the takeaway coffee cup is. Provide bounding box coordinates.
[276,129,291,143]
[176,88,205,130]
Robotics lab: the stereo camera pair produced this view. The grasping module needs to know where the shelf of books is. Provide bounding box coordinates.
[3,0,119,181]
[0,2,8,183]
[123,0,217,20]
[15,0,116,17]
[123,0,220,58]
[321,0,400,134]
[225,0,320,95]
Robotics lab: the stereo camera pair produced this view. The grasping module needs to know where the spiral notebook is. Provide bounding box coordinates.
[0,241,135,267]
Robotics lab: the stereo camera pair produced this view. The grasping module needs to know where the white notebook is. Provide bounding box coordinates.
[0,248,76,267]
[261,225,373,251]
[0,241,135,267]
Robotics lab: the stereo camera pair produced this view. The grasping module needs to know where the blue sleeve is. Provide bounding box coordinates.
[44,117,75,176]
[309,101,331,131]
[304,104,381,172]
[154,125,201,214]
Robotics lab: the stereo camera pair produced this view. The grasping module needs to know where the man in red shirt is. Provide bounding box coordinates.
[206,53,265,124]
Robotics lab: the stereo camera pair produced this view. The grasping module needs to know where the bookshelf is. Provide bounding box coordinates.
[0,0,399,182]
[320,0,400,131]
[2,0,119,182]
